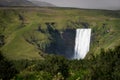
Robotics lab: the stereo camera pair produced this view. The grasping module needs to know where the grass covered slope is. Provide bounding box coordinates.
[0,7,120,60]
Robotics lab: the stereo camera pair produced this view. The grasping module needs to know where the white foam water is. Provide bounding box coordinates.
[74,29,91,59]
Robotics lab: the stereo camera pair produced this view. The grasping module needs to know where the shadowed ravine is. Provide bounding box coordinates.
[45,23,76,59]
[39,23,91,59]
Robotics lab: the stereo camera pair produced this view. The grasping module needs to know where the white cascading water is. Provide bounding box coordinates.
[74,29,91,59]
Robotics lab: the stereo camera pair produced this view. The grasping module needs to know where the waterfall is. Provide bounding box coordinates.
[74,29,91,59]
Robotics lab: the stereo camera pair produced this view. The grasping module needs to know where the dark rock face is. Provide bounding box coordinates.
[45,23,76,59]
[62,29,76,58]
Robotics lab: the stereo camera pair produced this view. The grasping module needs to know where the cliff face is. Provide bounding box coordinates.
[44,23,76,58]
[61,29,76,58]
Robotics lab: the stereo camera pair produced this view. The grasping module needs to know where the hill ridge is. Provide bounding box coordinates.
[0,0,55,7]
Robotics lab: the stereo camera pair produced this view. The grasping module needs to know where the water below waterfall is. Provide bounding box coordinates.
[74,29,91,59]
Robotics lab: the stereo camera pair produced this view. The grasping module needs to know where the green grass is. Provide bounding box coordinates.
[0,7,120,60]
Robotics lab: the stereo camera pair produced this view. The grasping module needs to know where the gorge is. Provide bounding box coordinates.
[37,24,91,59]
[0,8,119,60]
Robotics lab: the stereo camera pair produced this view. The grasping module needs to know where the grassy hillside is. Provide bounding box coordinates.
[0,7,120,60]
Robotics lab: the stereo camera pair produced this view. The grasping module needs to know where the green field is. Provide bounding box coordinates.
[0,7,120,60]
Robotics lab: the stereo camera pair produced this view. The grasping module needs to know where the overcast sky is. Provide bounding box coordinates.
[30,0,120,10]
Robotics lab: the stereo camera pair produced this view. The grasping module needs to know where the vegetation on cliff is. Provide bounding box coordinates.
[0,7,120,59]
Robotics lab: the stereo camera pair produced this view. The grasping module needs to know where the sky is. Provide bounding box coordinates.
[30,0,120,10]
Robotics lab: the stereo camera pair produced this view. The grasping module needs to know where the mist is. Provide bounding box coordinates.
[29,0,120,10]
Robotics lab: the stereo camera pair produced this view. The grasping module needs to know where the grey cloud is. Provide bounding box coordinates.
[29,0,120,10]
